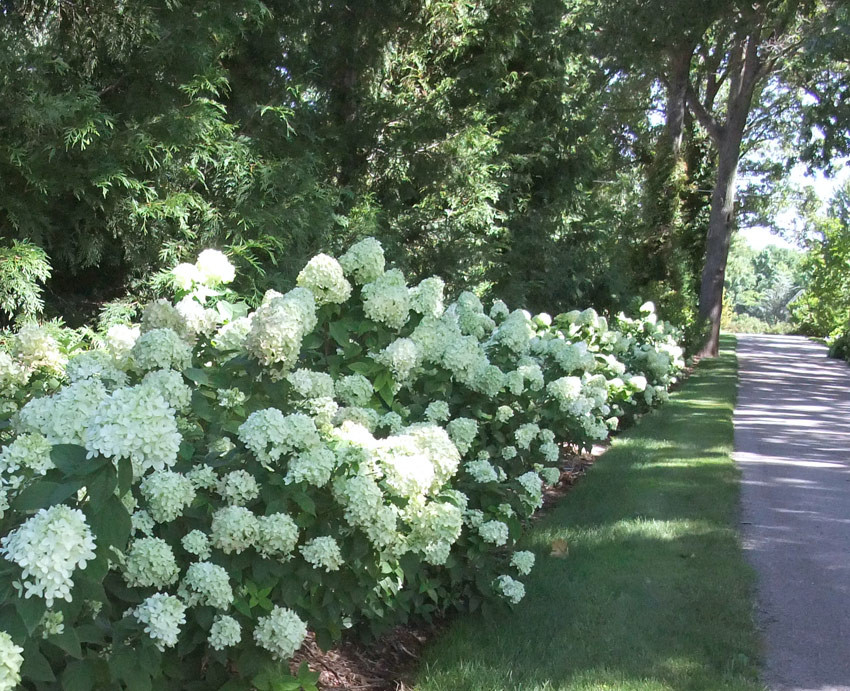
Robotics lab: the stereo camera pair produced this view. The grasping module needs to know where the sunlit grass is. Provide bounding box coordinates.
[414,336,763,691]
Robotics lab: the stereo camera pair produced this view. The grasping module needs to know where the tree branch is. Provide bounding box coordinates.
[685,84,723,144]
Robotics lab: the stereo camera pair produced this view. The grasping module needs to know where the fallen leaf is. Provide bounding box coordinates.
[550,539,569,558]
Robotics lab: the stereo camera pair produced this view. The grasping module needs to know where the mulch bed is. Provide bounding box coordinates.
[288,443,605,690]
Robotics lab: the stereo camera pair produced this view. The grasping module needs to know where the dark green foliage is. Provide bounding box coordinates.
[0,240,52,325]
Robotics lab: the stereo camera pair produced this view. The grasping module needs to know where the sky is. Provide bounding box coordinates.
[740,163,850,250]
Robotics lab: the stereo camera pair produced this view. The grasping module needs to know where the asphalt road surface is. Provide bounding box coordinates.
[734,334,850,691]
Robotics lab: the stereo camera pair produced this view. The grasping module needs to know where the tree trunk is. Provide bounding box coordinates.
[666,47,692,157]
[696,129,744,357]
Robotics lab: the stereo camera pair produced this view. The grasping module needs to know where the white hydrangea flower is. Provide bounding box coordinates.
[517,471,543,509]
[284,445,337,487]
[465,458,498,483]
[501,445,518,460]
[172,262,203,290]
[131,509,156,537]
[446,417,478,456]
[132,328,192,372]
[0,351,30,399]
[489,299,510,322]
[132,594,187,650]
[539,466,561,485]
[518,362,545,391]
[140,300,188,339]
[238,409,320,465]
[296,254,352,305]
[141,369,192,411]
[379,411,404,434]
[0,630,24,691]
[0,505,96,606]
[402,424,461,488]
[175,296,220,337]
[212,316,254,352]
[17,378,108,446]
[405,498,463,563]
[478,520,509,546]
[187,464,218,490]
[256,513,299,559]
[244,288,316,370]
[409,277,445,317]
[424,401,450,423]
[376,337,422,382]
[123,537,179,588]
[332,472,401,552]
[339,237,385,284]
[514,423,540,450]
[300,536,343,572]
[333,406,379,432]
[210,506,258,554]
[253,606,308,661]
[464,508,485,528]
[362,269,410,330]
[179,561,233,609]
[208,614,241,650]
[511,550,535,576]
[286,369,335,399]
[41,609,65,637]
[196,249,235,286]
[493,310,535,354]
[104,323,141,365]
[493,574,525,604]
[66,350,128,388]
[335,373,373,407]
[181,530,212,560]
[139,470,196,523]
[540,441,559,463]
[0,433,53,477]
[13,323,66,374]
[495,405,514,423]
[455,292,495,340]
[216,470,260,506]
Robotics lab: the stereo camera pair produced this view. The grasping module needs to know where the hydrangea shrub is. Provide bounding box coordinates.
[0,243,683,689]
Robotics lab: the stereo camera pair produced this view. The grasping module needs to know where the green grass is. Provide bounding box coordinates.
[414,336,763,691]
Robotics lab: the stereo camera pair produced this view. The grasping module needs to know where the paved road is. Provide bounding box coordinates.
[734,334,850,691]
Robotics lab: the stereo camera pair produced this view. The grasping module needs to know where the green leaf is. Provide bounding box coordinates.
[21,643,55,681]
[11,479,83,512]
[15,593,46,635]
[47,626,82,658]
[51,445,103,476]
[184,368,210,385]
[328,320,350,347]
[86,466,117,508]
[87,494,131,550]
[290,490,315,516]
[117,457,133,496]
[62,659,94,691]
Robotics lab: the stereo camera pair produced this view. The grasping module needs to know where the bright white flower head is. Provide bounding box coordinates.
[132,328,192,372]
[181,530,212,560]
[339,237,385,284]
[140,470,196,522]
[286,369,335,399]
[511,550,535,576]
[122,537,179,588]
[362,269,410,330]
[196,249,235,286]
[410,277,445,317]
[66,350,128,388]
[0,505,96,607]
[446,417,478,456]
[175,297,220,337]
[256,513,300,559]
[216,470,260,506]
[0,630,24,691]
[465,458,498,483]
[172,262,203,291]
[187,464,218,491]
[17,378,108,446]
[253,606,308,661]
[300,536,343,572]
[424,400,450,423]
[213,316,254,352]
[179,561,233,609]
[244,288,316,369]
[140,300,188,339]
[517,471,543,509]
[209,614,241,650]
[284,446,337,487]
[103,323,141,365]
[297,254,352,305]
[210,506,258,554]
[141,369,192,411]
[376,337,422,381]
[540,466,561,485]
[13,323,66,374]
[493,310,535,354]
[493,574,525,604]
[478,520,509,546]
[132,594,187,650]
[238,409,320,465]
[335,373,373,407]
[0,433,53,477]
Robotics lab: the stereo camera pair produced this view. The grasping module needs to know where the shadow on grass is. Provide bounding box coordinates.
[415,338,763,691]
